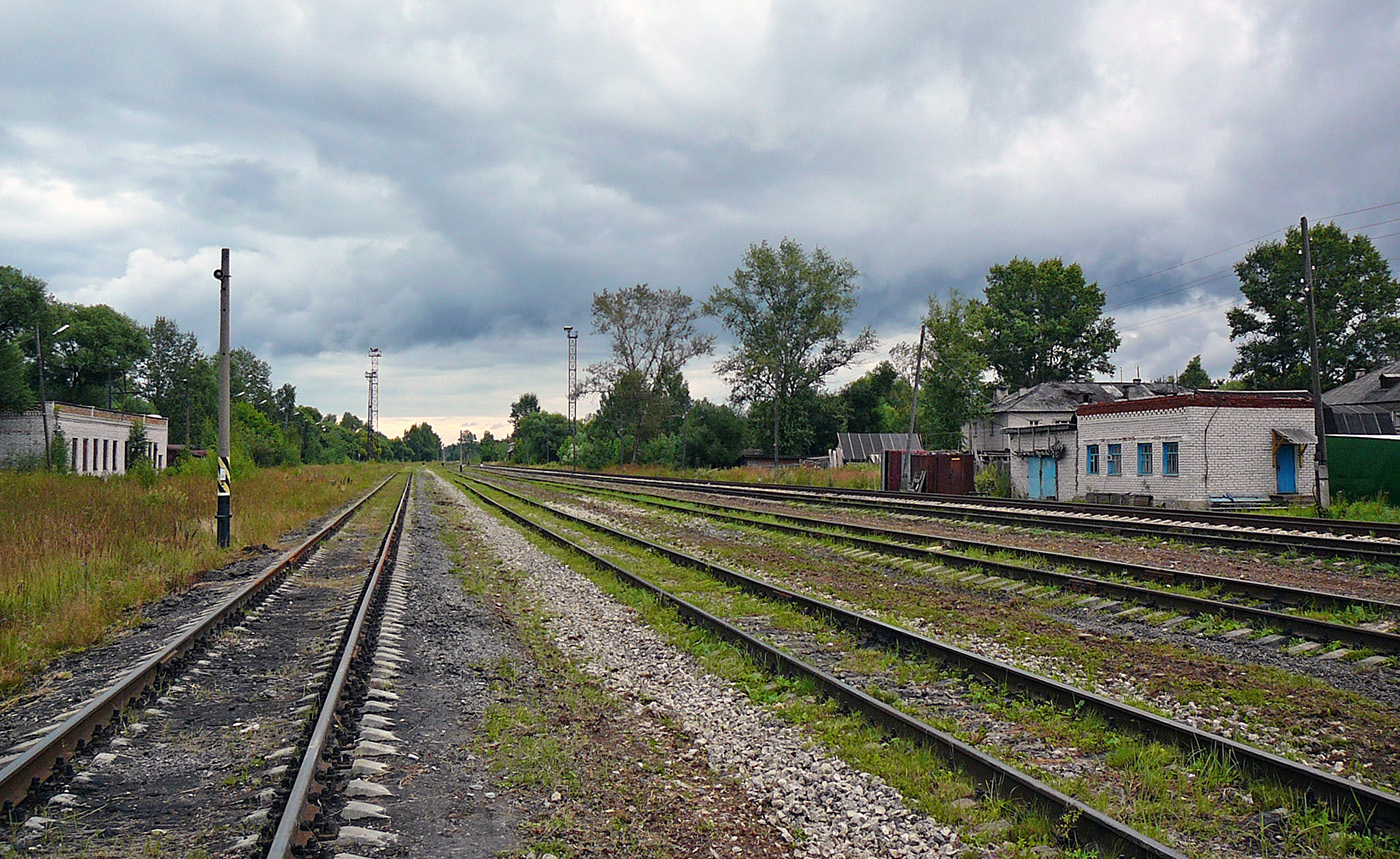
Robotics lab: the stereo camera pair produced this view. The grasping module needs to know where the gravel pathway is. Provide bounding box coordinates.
[433,473,981,859]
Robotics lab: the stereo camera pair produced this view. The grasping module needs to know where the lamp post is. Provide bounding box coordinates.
[564,326,578,469]
[35,323,70,469]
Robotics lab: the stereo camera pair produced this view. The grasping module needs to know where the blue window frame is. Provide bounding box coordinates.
[1163,441,1179,476]
[1107,443,1121,475]
[1086,444,1100,474]
[1138,443,1154,475]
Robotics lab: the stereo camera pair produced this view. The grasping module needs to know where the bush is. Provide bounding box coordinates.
[974,463,1011,497]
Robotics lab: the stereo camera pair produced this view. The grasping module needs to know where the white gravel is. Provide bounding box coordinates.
[434,473,979,859]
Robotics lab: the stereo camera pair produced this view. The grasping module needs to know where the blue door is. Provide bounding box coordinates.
[1276,444,1297,494]
[1028,456,1057,500]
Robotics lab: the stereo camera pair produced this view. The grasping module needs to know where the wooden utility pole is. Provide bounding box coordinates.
[215,249,232,547]
[1301,217,1330,510]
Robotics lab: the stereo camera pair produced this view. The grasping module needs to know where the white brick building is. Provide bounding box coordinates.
[1074,391,1316,509]
[0,402,169,475]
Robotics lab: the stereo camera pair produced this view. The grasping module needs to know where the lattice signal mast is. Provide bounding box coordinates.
[365,347,382,457]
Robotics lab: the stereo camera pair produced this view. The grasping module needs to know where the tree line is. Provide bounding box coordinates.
[1,266,444,469]
[6,220,1395,473]
[495,224,1400,468]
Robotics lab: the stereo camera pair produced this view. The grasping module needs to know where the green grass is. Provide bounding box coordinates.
[0,463,399,695]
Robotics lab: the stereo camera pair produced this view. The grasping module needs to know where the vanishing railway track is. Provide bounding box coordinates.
[491,467,1400,659]
[453,470,1400,857]
[490,466,1400,564]
[2,473,411,857]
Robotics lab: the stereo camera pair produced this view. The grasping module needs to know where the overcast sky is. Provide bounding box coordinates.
[4,1,1399,440]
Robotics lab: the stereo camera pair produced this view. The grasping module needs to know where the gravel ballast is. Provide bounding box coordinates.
[433,472,977,859]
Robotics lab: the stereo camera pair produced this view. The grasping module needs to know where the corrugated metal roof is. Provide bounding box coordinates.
[836,433,920,461]
[1078,391,1312,416]
[1324,359,1400,407]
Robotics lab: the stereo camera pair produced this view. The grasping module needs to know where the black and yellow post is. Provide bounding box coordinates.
[214,248,232,548]
[216,455,231,547]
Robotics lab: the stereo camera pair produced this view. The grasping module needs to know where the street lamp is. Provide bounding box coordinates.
[564,326,578,469]
[35,323,70,469]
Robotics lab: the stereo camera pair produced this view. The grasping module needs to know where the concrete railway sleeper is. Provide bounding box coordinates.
[450,473,1190,859]
[501,469,1400,657]
[0,473,409,855]
[266,472,411,857]
[488,466,1400,565]
[457,470,1400,840]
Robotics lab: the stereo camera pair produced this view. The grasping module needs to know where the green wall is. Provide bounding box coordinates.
[1328,435,1400,501]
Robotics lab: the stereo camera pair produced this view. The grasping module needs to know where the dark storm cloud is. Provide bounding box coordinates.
[3,0,1399,431]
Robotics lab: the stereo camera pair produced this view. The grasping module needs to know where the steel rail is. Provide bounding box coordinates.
[0,474,399,814]
[491,464,1400,543]
[451,474,1188,859]
[500,469,1400,653]
[486,466,1400,563]
[266,473,412,857]
[508,468,1400,618]
[459,471,1400,833]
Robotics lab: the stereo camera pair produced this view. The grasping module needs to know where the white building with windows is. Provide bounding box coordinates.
[0,402,169,475]
[1074,391,1316,509]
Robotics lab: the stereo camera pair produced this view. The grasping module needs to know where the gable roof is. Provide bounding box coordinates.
[1323,359,1400,407]
[991,381,1188,414]
[836,432,921,461]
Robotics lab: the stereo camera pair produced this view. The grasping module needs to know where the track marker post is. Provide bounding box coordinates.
[214,249,232,548]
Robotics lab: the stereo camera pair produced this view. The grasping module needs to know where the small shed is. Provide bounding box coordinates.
[833,433,922,466]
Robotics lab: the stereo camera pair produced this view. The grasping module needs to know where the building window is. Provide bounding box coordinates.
[102,439,109,471]
[82,438,88,472]
[1138,443,1153,475]
[1163,441,1179,476]
[1086,444,1100,474]
[1107,443,1121,475]
[71,438,78,470]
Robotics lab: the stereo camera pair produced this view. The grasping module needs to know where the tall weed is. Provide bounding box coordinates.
[0,463,395,694]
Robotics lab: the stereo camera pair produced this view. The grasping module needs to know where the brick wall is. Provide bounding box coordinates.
[1076,405,1316,505]
[0,403,170,474]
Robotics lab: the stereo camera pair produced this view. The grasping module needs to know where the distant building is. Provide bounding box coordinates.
[0,402,169,474]
[967,380,1186,460]
[1323,359,1400,423]
[1075,390,1316,509]
[970,380,1187,500]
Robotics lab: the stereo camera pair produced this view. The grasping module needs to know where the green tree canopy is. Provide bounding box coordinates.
[839,362,903,435]
[680,400,747,468]
[705,238,876,463]
[1227,222,1400,390]
[893,289,991,450]
[585,283,713,460]
[979,257,1119,389]
[401,422,442,461]
[1177,355,1211,389]
[510,393,541,432]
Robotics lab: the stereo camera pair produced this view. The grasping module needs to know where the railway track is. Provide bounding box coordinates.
[447,471,1188,859]
[2,473,411,856]
[453,470,1400,856]
[491,466,1400,564]
[493,467,1400,659]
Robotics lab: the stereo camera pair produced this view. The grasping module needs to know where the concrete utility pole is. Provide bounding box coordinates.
[459,429,467,473]
[1301,217,1331,510]
[565,326,578,469]
[214,249,232,548]
[902,322,927,491]
[34,323,68,469]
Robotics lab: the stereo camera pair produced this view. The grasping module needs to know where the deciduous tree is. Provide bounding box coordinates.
[979,257,1118,388]
[892,289,990,450]
[705,239,876,465]
[1227,223,1400,390]
[1177,355,1211,389]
